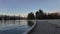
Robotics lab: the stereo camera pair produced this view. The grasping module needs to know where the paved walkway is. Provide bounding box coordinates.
[29,20,60,34]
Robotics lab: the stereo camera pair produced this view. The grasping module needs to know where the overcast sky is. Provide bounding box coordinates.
[0,0,60,17]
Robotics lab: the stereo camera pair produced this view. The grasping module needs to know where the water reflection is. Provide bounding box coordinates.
[27,20,34,26]
[0,20,20,27]
[0,20,34,34]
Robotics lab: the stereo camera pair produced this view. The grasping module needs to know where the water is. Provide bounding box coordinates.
[0,20,34,34]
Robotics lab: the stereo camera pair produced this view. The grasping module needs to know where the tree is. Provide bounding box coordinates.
[35,11,40,19]
[39,9,43,14]
[35,9,44,19]
[27,12,35,19]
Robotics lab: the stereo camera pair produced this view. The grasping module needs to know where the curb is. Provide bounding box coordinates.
[23,20,36,34]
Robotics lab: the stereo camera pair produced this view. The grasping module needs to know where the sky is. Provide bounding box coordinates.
[0,0,60,17]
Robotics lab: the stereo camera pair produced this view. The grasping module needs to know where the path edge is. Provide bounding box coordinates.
[23,20,37,34]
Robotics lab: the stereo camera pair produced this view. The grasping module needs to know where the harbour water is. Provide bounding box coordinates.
[0,20,34,34]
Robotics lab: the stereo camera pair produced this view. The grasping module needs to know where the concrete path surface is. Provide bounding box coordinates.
[29,20,60,34]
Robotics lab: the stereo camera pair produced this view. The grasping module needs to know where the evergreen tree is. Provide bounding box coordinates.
[27,12,35,19]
